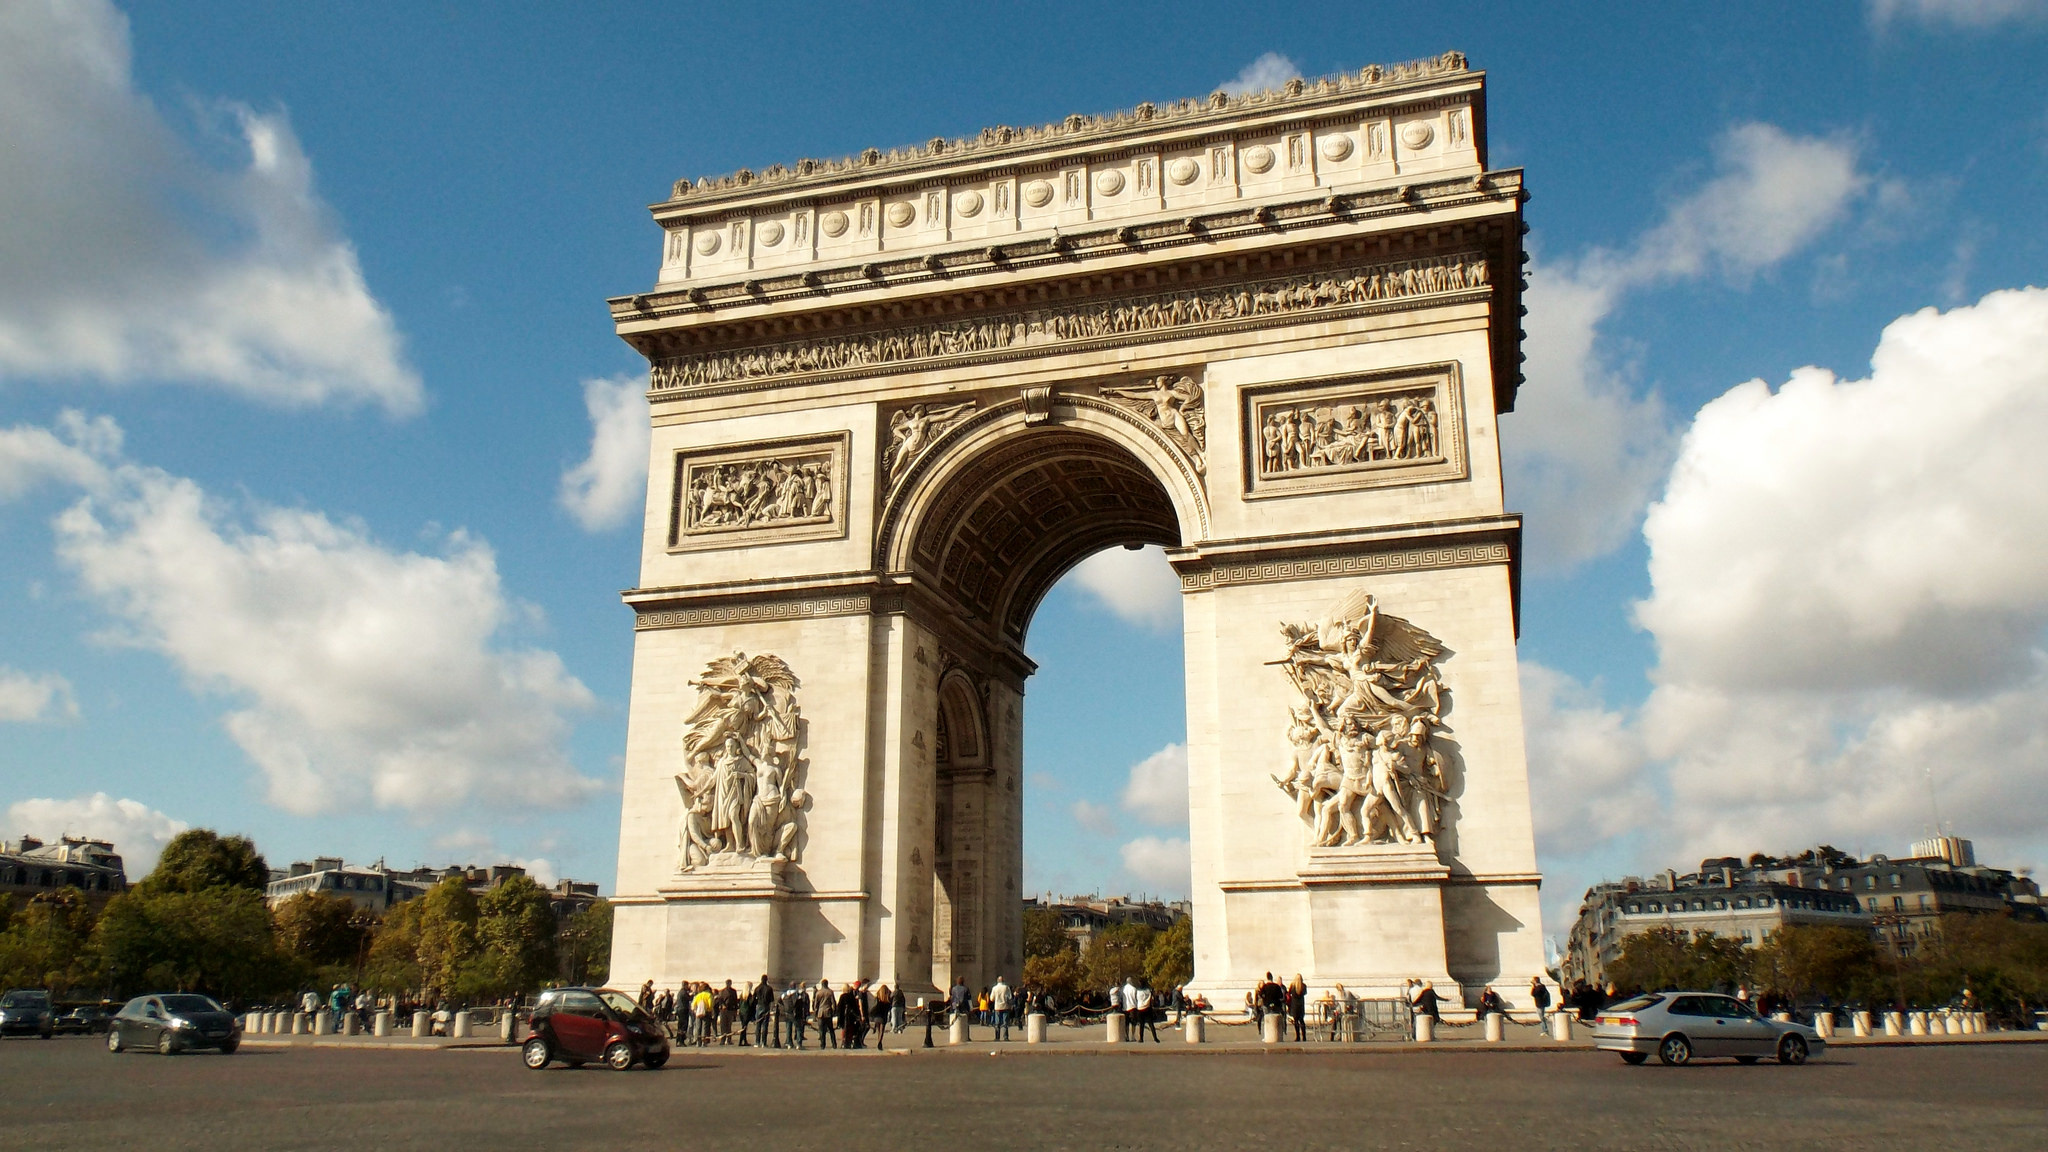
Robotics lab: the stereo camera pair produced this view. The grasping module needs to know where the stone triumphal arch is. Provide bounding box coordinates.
[606,52,1542,1005]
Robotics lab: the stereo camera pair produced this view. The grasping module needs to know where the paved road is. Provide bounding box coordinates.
[3,1034,2043,1150]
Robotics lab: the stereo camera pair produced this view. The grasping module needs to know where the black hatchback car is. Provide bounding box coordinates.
[0,989,54,1038]
[522,987,669,1071]
[106,994,241,1055]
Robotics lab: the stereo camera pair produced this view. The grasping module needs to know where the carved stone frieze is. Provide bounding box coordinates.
[650,253,1489,391]
[675,651,809,872]
[1241,367,1467,498]
[634,595,870,631]
[1270,591,1450,850]
[1100,374,1206,473]
[667,433,849,551]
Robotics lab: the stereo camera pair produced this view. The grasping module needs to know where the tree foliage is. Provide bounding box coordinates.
[473,875,558,997]
[363,898,424,995]
[414,877,480,1000]
[561,899,612,987]
[0,889,100,994]
[145,830,269,895]
[272,892,367,969]
[1023,949,1082,1004]
[1607,927,1751,994]
[1081,923,1156,993]
[94,886,286,1001]
[1145,917,1194,991]
[1023,908,1074,960]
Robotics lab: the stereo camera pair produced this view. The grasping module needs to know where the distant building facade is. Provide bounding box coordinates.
[1025,894,1189,953]
[1563,839,2043,987]
[0,837,127,909]
[265,856,602,924]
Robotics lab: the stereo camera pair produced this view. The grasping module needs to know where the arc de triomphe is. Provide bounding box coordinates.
[605,52,1542,1006]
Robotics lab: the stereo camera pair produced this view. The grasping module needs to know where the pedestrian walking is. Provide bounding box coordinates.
[873,985,892,1051]
[815,980,837,1049]
[751,975,774,1048]
[990,976,1013,1041]
[1135,980,1161,1042]
[1530,977,1551,1023]
[1412,979,1441,1021]
[1287,974,1308,1041]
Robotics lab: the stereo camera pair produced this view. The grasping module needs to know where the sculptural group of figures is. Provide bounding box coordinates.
[652,255,1489,388]
[686,457,832,531]
[1270,591,1449,847]
[675,651,808,870]
[1259,393,1437,476]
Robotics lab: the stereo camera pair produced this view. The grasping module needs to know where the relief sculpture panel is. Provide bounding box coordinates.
[1241,367,1466,498]
[668,432,849,551]
[674,650,809,872]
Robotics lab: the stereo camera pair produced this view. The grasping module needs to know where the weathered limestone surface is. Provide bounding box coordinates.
[606,53,1540,1006]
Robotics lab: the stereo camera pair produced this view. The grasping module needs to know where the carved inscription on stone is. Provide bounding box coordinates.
[674,650,809,872]
[1100,374,1206,472]
[668,433,849,550]
[651,253,1489,390]
[1270,591,1449,850]
[1242,369,1466,498]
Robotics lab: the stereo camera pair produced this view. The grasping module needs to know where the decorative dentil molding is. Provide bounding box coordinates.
[674,651,810,873]
[1177,540,1509,592]
[650,252,1488,391]
[634,595,870,632]
[666,53,1469,203]
[1270,590,1449,851]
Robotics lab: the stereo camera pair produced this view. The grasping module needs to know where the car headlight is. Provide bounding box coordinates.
[168,1017,191,1030]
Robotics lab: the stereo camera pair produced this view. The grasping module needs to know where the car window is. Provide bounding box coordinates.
[1666,996,1705,1016]
[118,998,149,1019]
[0,991,49,1008]
[599,991,641,1017]
[1606,995,1664,1013]
[161,995,223,1014]
[559,991,605,1014]
[1707,997,1754,1019]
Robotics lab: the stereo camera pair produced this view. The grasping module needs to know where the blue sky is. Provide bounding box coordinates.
[3,1,2046,946]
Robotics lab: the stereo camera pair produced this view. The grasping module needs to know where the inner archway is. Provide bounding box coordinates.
[904,423,1186,994]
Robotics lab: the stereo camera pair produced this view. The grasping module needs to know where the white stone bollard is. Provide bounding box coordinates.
[1771,1011,1792,1023]
[1025,1013,1046,1044]
[342,1013,360,1036]
[1550,1013,1573,1042]
[500,1011,517,1042]
[412,1012,430,1038]
[452,1010,472,1039]
[1884,1011,1903,1036]
[267,1011,282,1034]
[1414,1014,1435,1043]
[292,1013,307,1035]
[1976,1011,1989,1033]
[1908,1011,1929,1036]
[1184,1013,1205,1044]
[1106,1012,1126,1044]
[1940,1013,1957,1035]
[373,1011,391,1038]
[1484,1012,1504,1042]
[1853,1011,1872,1037]
[1815,1013,1835,1039]
[948,1015,967,1045]
[1260,1013,1282,1043]
[313,1011,332,1036]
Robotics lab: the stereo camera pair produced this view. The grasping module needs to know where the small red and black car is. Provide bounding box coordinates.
[523,987,669,1071]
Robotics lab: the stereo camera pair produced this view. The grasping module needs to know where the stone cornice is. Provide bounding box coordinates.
[658,52,1476,212]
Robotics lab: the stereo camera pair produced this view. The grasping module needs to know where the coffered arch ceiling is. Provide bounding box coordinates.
[905,429,1179,645]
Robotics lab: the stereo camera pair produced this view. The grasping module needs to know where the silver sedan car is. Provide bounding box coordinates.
[1591,992,1825,1066]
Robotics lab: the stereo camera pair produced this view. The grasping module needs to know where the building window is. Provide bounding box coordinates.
[1893,896,1904,910]
[1918,895,1929,910]
[1741,930,1754,943]
[1734,898,1749,908]
[1864,876,1875,889]
[1889,874,1901,887]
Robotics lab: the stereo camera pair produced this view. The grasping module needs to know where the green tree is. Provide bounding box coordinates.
[94,886,285,1001]
[1024,908,1074,960]
[414,877,480,1000]
[363,898,425,995]
[560,899,612,986]
[272,892,367,970]
[1144,916,1194,991]
[1081,923,1156,993]
[0,889,100,994]
[145,830,269,895]
[1753,924,1880,1005]
[473,875,558,996]
[1607,927,1751,995]
[1023,949,1082,1004]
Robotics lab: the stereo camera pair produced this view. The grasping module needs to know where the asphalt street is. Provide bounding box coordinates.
[1,1034,2043,1151]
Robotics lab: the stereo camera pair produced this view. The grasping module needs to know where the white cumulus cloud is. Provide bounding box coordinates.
[0,410,122,499]
[0,667,78,723]
[1071,799,1118,837]
[1868,0,2045,27]
[1120,835,1191,896]
[0,0,418,411]
[1217,52,1301,97]
[1120,742,1189,826]
[1509,124,1867,569]
[19,414,600,817]
[1068,544,1182,630]
[559,373,651,531]
[5,793,187,875]
[1537,286,2048,919]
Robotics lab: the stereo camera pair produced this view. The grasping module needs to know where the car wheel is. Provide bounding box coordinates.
[643,1052,668,1070]
[219,1040,238,1055]
[1778,1035,1809,1065]
[158,1031,180,1056]
[1619,1051,1647,1065]
[522,1038,552,1070]
[107,1029,125,1054]
[1657,1034,1693,1067]
[603,1041,635,1071]
[1735,1055,1759,1065]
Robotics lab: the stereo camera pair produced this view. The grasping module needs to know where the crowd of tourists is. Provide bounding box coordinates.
[635,976,906,1049]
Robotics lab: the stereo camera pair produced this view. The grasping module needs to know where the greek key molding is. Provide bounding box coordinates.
[650,252,1488,392]
[1179,540,1511,592]
[634,595,871,631]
